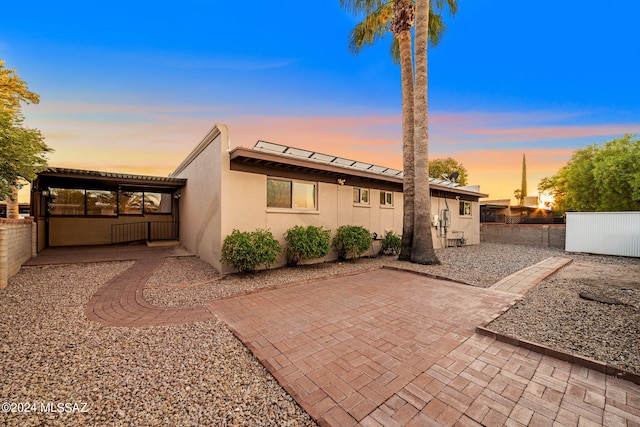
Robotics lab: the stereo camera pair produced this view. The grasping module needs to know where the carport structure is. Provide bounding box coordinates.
[32,168,186,249]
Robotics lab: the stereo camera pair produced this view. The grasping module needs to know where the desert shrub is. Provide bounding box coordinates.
[221,229,281,273]
[380,231,402,256]
[284,225,331,266]
[331,225,371,260]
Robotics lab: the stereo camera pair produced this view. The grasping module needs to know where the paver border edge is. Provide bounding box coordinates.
[475,325,640,386]
[220,322,330,426]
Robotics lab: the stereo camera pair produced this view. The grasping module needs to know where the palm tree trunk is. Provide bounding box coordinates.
[397,29,415,261]
[411,0,440,265]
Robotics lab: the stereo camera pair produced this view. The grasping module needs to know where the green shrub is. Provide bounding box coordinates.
[380,231,402,256]
[284,225,331,266]
[332,225,371,260]
[221,229,281,273]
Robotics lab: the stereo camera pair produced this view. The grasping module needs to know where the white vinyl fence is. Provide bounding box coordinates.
[565,212,640,257]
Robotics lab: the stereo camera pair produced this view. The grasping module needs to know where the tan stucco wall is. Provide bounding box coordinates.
[174,124,482,273]
[220,172,404,271]
[429,196,481,248]
[47,215,174,246]
[173,124,227,272]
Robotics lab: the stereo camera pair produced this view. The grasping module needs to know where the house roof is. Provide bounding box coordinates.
[229,141,488,198]
[34,167,186,193]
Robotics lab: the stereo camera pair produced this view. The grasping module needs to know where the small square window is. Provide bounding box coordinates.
[380,191,393,206]
[459,201,472,217]
[353,188,370,204]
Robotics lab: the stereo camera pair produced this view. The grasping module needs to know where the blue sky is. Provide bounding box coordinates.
[3,0,639,202]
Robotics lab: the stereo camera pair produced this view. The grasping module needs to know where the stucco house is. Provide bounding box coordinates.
[171,124,487,272]
[31,123,488,272]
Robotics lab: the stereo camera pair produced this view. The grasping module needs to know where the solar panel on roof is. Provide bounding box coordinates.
[310,153,336,162]
[252,140,405,180]
[285,147,314,158]
[255,140,288,153]
[352,162,372,169]
[368,165,387,173]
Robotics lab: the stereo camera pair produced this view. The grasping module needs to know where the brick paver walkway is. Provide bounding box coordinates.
[489,257,573,295]
[27,245,215,327]
[85,253,215,327]
[207,264,640,426]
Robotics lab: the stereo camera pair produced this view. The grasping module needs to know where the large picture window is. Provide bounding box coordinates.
[267,178,316,209]
[118,192,143,214]
[50,188,85,215]
[86,190,117,216]
[49,188,173,216]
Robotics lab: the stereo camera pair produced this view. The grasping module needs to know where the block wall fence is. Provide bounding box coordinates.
[0,217,37,289]
[480,223,566,248]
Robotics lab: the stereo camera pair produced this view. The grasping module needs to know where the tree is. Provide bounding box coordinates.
[538,135,640,213]
[0,60,50,204]
[340,0,457,263]
[428,157,468,185]
[514,153,527,206]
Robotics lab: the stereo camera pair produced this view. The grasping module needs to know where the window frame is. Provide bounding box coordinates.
[48,187,173,217]
[459,200,472,217]
[266,177,318,211]
[379,190,394,207]
[353,187,370,205]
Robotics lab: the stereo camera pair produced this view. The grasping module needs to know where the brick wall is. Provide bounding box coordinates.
[0,217,37,289]
[481,223,566,249]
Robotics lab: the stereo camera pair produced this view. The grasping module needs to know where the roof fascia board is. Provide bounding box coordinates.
[171,124,223,177]
[230,146,487,197]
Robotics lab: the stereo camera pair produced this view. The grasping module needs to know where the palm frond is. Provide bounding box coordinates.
[431,0,457,15]
[348,3,394,54]
[428,12,447,48]
[340,0,389,16]
[389,37,401,64]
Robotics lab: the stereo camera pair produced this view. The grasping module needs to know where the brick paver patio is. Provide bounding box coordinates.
[24,247,640,425]
[207,266,640,426]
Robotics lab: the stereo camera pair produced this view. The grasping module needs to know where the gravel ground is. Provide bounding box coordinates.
[0,263,315,427]
[488,258,640,375]
[2,243,639,426]
[145,243,637,307]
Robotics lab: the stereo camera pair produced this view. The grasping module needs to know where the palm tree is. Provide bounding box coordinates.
[410,0,436,263]
[340,0,457,262]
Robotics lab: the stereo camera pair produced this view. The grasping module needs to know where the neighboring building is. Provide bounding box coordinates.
[481,197,556,224]
[31,123,488,272]
[0,202,30,219]
[171,124,487,273]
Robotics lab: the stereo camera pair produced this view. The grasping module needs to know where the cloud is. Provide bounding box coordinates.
[25,102,640,200]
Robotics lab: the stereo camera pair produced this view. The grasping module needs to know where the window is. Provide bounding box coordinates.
[86,190,117,216]
[353,188,370,205]
[459,201,472,217]
[119,192,143,214]
[267,178,316,209]
[50,188,85,215]
[380,191,393,206]
[144,193,172,214]
[49,188,172,216]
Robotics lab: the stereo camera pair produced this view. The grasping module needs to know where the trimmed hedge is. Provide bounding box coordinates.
[332,225,371,260]
[284,225,331,266]
[221,229,281,273]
